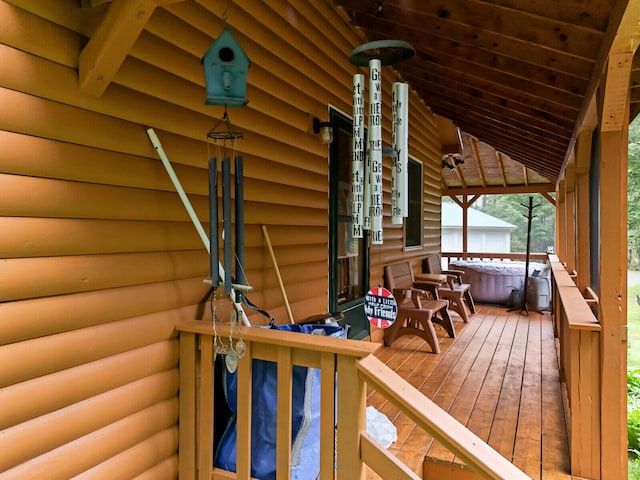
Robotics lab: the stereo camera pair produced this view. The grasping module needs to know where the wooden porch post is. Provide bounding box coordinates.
[575,129,593,291]
[598,52,631,480]
[462,195,468,254]
[564,160,577,274]
[555,179,566,261]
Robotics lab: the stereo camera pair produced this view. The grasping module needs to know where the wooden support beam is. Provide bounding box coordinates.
[443,183,555,197]
[575,129,592,291]
[496,151,507,187]
[598,126,627,480]
[454,164,466,189]
[469,137,487,187]
[79,0,165,97]
[541,192,555,206]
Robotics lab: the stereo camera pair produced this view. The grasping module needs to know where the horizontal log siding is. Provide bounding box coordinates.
[0,0,441,477]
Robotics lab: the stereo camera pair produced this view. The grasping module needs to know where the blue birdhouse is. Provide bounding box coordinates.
[202,28,250,107]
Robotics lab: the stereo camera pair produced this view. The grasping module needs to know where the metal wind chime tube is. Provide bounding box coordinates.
[369,57,383,245]
[209,157,219,288]
[363,140,372,231]
[234,155,245,301]
[222,156,232,296]
[352,73,366,238]
[391,81,409,224]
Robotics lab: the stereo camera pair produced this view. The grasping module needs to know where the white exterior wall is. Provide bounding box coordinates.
[442,227,511,252]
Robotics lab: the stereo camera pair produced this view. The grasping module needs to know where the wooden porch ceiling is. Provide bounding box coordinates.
[334,0,632,191]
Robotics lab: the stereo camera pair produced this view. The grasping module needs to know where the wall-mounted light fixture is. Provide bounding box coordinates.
[313,117,333,144]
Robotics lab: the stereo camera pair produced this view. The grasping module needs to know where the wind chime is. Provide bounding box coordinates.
[349,40,414,330]
[349,40,414,245]
[200,23,252,370]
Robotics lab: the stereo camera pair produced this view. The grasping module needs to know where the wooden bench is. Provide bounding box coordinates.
[383,262,455,353]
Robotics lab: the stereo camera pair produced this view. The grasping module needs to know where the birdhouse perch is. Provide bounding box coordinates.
[202,28,250,107]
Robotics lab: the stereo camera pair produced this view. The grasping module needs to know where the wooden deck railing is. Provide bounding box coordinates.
[176,319,532,480]
[442,251,549,264]
[548,255,601,479]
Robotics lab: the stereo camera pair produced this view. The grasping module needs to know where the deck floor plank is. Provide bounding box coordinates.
[426,309,509,463]
[366,305,572,480]
[402,310,498,454]
[512,312,543,478]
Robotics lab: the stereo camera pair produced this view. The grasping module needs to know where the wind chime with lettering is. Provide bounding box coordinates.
[349,40,415,246]
[349,40,415,329]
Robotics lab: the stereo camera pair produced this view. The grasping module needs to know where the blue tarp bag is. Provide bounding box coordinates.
[214,322,345,480]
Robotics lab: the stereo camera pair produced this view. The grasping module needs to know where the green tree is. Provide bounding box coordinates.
[629,118,640,268]
[473,193,556,254]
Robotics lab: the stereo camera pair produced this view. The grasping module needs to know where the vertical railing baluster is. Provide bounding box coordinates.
[179,332,197,480]
[276,346,293,479]
[236,341,253,480]
[336,355,366,480]
[319,351,337,480]
[198,335,214,480]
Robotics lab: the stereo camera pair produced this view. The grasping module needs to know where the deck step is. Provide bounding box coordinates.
[423,457,479,480]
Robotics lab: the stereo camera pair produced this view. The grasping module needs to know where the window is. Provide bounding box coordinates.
[405,157,423,248]
[329,110,370,339]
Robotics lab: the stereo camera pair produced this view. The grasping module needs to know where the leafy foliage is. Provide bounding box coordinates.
[629,119,640,268]
[446,194,556,253]
[630,370,640,453]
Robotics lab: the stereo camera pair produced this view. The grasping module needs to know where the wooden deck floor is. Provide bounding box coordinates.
[366,305,573,480]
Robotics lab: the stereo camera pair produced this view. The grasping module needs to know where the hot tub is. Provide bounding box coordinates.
[448,259,551,309]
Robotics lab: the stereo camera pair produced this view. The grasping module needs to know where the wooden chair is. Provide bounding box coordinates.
[420,254,476,323]
[383,262,455,353]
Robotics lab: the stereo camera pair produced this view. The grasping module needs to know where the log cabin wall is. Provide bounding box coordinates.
[0,0,441,477]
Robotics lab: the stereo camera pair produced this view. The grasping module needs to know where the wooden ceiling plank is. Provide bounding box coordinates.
[470,137,487,188]
[475,0,616,32]
[450,116,569,154]
[341,0,603,67]
[403,59,585,111]
[421,89,575,142]
[394,0,605,59]
[356,13,593,84]
[455,130,561,179]
[411,69,579,130]
[79,0,158,97]
[433,104,570,156]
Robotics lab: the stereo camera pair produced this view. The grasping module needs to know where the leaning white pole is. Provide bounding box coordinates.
[368,58,383,244]
[146,128,251,327]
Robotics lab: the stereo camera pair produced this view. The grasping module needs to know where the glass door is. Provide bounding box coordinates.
[329,110,370,339]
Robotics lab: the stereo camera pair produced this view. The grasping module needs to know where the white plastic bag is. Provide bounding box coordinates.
[366,405,397,448]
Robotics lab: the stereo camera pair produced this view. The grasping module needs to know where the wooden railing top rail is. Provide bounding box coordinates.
[357,355,532,480]
[548,255,600,332]
[442,251,548,262]
[177,319,380,358]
